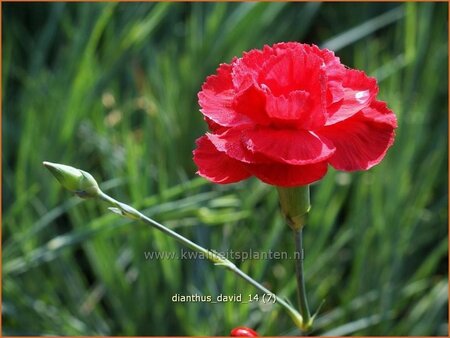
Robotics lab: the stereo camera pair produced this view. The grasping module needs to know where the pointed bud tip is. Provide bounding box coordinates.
[43,161,101,198]
[43,161,58,171]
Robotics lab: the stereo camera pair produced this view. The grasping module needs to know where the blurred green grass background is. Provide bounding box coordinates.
[2,2,448,336]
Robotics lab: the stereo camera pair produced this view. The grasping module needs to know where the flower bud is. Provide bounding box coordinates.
[43,161,101,198]
[230,327,258,337]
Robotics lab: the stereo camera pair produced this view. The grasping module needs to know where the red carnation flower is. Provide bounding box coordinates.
[193,42,397,187]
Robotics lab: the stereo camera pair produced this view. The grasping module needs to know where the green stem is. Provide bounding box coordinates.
[294,228,311,328]
[99,191,213,259]
[276,185,313,330]
[98,191,306,330]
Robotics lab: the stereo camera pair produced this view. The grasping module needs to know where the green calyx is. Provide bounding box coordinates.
[43,161,101,198]
[276,185,311,231]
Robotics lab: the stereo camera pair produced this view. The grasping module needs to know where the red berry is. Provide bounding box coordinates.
[230,326,259,337]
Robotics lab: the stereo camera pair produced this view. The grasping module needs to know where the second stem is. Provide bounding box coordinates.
[294,228,311,328]
[277,185,313,330]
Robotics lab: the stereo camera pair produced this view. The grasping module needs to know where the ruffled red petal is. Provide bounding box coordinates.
[326,81,345,109]
[193,136,251,184]
[264,89,327,129]
[231,43,304,90]
[204,117,226,133]
[265,90,310,120]
[305,45,347,112]
[361,100,398,128]
[206,128,268,164]
[258,49,327,128]
[310,45,346,81]
[318,101,396,171]
[243,128,335,165]
[246,161,329,187]
[233,84,271,125]
[259,48,324,95]
[326,69,378,125]
[198,63,252,127]
[232,47,277,91]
